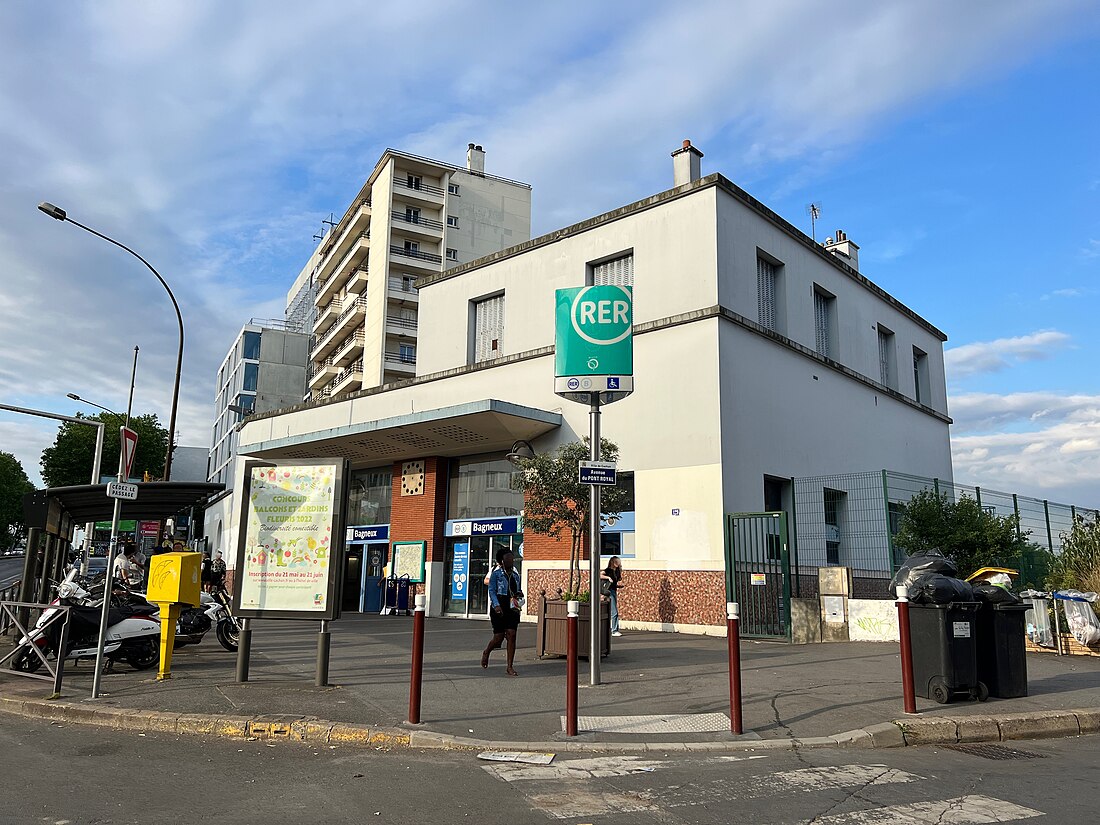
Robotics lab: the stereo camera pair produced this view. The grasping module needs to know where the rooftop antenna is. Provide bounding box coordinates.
[806,202,822,242]
[313,224,326,243]
[322,212,337,231]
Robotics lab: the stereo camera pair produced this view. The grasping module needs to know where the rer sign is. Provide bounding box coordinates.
[554,285,634,401]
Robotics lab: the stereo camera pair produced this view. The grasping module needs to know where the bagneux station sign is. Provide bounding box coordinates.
[554,285,634,404]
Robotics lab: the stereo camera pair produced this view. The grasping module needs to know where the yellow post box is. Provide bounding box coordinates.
[148,552,202,680]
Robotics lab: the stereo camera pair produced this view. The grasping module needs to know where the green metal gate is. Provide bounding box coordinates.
[724,512,791,640]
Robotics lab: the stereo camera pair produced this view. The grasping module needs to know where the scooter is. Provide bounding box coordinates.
[10,570,160,673]
[128,585,239,653]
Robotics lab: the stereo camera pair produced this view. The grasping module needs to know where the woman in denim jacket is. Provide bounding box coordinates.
[481,551,523,676]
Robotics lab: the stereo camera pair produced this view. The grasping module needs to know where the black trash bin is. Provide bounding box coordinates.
[908,602,987,704]
[975,602,1029,698]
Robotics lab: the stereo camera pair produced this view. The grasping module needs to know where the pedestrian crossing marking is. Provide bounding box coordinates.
[809,794,1043,824]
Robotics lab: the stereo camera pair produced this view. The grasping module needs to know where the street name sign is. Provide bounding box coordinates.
[107,481,139,501]
[555,285,633,404]
[579,460,617,486]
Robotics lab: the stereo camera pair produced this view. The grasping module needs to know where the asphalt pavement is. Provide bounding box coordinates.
[2,611,1099,749]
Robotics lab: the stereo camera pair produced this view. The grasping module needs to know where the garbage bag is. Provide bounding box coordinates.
[1024,597,1054,647]
[889,551,959,595]
[973,584,1022,605]
[1055,590,1100,647]
[907,572,974,605]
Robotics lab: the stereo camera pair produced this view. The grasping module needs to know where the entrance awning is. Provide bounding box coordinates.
[241,399,562,464]
[23,482,226,534]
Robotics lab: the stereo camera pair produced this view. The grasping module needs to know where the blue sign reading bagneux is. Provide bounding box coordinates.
[446,516,521,537]
[346,524,390,543]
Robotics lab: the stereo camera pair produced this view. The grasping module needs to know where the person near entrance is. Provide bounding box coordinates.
[482,550,523,676]
[601,556,624,636]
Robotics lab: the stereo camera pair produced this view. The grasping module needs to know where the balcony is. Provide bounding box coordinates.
[317,231,370,304]
[388,275,420,304]
[318,197,371,264]
[393,177,445,206]
[389,245,441,274]
[332,330,365,367]
[311,296,368,360]
[384,351,417,376]
[308,355,338,389]
[329,358,364,395]
[385,313,418,338]
[314,299,339,335]
[346,265,368,294]
[391,209,444,240]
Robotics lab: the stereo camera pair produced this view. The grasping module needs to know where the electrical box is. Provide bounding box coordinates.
[148,552,201,606]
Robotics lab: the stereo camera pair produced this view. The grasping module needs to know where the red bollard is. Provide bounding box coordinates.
[727,601,743,735]
[566,599,579,737]
[408,593,426,724]
[896,585,917,714]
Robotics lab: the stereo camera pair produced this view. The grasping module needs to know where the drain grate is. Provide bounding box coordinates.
[948,743,1047,760]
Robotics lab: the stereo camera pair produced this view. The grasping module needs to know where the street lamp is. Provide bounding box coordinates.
[39,202,183,482]
[67,392,121,418]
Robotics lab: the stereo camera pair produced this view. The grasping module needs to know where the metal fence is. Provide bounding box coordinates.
[791,470,1097,599]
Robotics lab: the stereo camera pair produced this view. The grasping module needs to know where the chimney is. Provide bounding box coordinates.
[671,139,703,187]
[467,143,485,175]
[824,229,860,271]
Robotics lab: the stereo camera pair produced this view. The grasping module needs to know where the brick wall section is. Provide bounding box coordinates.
[526,567,727,626]
[389,457,449,564]
[521,488,587,562]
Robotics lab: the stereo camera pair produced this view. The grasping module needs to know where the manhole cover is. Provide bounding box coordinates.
[948,744,1046,760]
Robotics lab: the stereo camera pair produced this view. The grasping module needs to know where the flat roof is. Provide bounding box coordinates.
[23,482,226,527]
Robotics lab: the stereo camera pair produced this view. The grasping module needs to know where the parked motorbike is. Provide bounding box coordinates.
[10,569,160,673]
[129,584,240,653]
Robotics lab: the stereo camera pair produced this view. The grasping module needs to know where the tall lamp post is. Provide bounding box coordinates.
[38,202,183,483]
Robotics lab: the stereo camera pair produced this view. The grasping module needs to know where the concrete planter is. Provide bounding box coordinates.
[534,593,611,659]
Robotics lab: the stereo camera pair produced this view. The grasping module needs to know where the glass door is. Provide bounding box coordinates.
[466,537,491,617]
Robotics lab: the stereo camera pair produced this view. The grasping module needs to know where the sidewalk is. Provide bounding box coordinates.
[2,613,1099,751]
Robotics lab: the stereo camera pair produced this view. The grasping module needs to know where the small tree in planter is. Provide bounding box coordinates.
[513,437,631,597]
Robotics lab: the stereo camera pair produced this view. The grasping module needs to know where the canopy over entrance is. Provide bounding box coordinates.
[23,482,225,537]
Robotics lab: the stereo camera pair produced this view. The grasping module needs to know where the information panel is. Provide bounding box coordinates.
[233,460,348,620]
[391,540,426,583]
[451,541,469,600]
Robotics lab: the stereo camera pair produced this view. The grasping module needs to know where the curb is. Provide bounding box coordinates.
[1,695,1097,753]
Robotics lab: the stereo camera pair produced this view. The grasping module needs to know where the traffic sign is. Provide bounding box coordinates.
[578,460,617,486]
[555,285,633,404]
[107,481,139,501]
[120,426,139,479]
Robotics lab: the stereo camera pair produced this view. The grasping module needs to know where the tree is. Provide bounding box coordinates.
[0,451,34,551]
[513,437,632,596]
[893,489,1037,578]
[1048,514,1100,596]
[40,412,168,488]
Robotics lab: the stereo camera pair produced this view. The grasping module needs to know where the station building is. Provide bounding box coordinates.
[225,141,953,632]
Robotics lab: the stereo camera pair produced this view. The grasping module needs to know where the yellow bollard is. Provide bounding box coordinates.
[156,603,181,680]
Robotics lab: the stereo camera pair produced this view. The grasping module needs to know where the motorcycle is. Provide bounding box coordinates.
[129,583,240,653]
[10,569,160,673]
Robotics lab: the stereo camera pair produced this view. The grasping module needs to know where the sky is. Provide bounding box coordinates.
[0,1,1098,508]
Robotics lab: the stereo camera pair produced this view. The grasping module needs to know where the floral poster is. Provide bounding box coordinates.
[238,464,338,613]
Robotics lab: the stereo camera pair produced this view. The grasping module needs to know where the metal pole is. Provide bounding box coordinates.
[727,601,743,734]
[408,594,426,724]
[82,423,105,576]
[896,585,916,714]
[1053,595,1063,656]
[316,619,331,687]
[91,347,137,700]
[236,617,252,682]
[566,599,579,736]
[588,394,601,686]
[50,608,71,699]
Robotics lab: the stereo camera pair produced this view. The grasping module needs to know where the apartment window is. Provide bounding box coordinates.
[472,293,505,363]
[448,183,460,195]
[757,256,779,332]
[242,362,259,392]
[590,253,633,286]
[913,346,930,404]
[405,206,420,224]
[447,216,458,228]
[402,275,417,292]
[877,325,896,388]
[813,286,836,359]
[399,343,416,363]
[407,174,421,190]
[446,248,458,261]
[242,331,261,361]
[823,488,844,565]
[404,240,419,254]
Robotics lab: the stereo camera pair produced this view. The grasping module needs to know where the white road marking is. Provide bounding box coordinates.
[484,755,664,782]
[668,765,921,803]
[477,751,556,765]
[564,713,732,733]
[810,794,1044,824]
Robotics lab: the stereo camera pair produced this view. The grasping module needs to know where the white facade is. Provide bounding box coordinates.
[228,145,952,628]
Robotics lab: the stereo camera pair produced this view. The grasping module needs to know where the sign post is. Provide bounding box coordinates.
[555,285,633,687]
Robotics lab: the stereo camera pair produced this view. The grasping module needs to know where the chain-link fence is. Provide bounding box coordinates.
[792,470,1097,599]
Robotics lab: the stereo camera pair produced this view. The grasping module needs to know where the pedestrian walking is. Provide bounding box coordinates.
[481,550,524,676]
[601,556,624,636]
[200,549,213,592]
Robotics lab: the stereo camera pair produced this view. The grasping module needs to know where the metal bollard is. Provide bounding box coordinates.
[408,594,426,724]
[316,619,331,687]
[566,599,579,737]
[896,585,917,714]
[727,601,743,734]
[236,617,252,683]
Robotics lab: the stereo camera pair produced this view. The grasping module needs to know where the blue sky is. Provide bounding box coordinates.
[0,0,1098,507]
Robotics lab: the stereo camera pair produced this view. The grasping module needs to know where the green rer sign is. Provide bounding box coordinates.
[554,285,633,401]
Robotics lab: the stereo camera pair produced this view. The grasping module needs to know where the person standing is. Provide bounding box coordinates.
[112,544,138,589]
[601,556,624,637]
[200,549,213,593]
[481,551,523,676]
[210,551,227,591]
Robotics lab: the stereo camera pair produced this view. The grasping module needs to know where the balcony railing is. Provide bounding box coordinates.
[389,245,442,264]
[309,355,336,380]
[394,178,445,197]
[311,297,368,355]
[386,315,417,330]
[320,197,371,258]
[388,276,418,294]
[323,358,364,395]
[384,352,417,366]
[391,210,444,231]
[333,330,365,356]
[317,232,370,291]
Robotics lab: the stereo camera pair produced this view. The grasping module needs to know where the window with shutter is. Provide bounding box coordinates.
[814,288,833,358]
[593,254,633,286]
[474,294,505,363]
[757,258,777,331]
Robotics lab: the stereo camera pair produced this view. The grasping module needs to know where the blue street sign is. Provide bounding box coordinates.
[579,461,617,486]
[451,542,469,600]
[346,524,390,543]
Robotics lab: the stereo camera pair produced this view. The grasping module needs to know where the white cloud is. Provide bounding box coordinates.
[949,390,1100,433]
[1082,239,1100,259]
[1041,288,1088,300]
[944,331,1071,380]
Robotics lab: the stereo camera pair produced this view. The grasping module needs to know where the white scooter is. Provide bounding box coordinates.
[10,569,160,673]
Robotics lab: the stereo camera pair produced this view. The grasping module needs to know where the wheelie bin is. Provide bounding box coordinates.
[908,602,988,704]
[975,602,1029,698]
